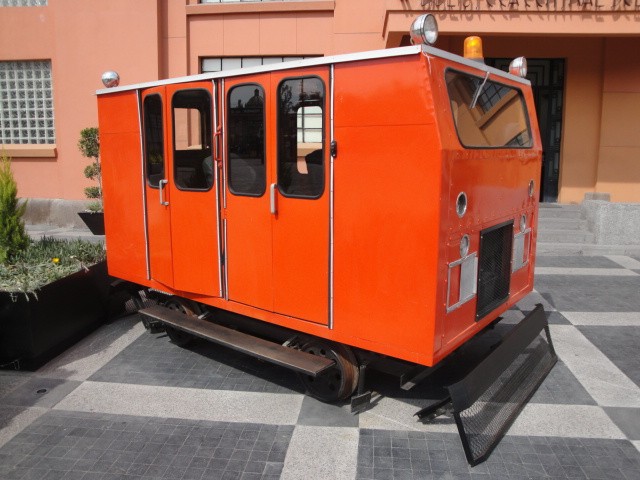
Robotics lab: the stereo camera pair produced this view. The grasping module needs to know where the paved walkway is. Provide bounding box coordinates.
[1,251,639,479]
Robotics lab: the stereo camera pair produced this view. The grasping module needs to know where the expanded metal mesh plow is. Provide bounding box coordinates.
[416,304,557,466]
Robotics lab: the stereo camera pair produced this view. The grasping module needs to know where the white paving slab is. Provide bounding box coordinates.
[359,396,457,433]
[606,255,640,270]
[550,325,640,408]
[562,311,640,326]
[517,290,556,312]
[38,318,145,381]
[508,404,626,439]
[281,426,359,480]
[634,440,640,454]
[534,267,638,276]
[54,381,304,425]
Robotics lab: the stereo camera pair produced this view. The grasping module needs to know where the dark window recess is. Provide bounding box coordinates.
[227,84,266,196]
[143,94,164,188]
[277,77,325,199]
[476,222,513,320]
[172,89,213,191]
[445,70,532,149]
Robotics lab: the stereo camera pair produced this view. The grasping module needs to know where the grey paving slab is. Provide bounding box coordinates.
[89,331,304,394]
[535,275,640,312]
[604,408,640,441]
[534,256,624,269]
[356,430,640,479]
[578,326,640,388]
[0,410,294,480]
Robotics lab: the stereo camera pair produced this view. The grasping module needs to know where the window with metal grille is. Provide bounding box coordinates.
[0,60,54,144]
[476,222,513,320]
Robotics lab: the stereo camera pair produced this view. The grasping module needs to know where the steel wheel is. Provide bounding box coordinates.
[164,297,200,347]
[298,339,359,403]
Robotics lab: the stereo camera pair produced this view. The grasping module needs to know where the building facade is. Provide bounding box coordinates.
[1,0,639,204]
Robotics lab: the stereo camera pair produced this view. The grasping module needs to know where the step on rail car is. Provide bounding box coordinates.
[97,15,557,465]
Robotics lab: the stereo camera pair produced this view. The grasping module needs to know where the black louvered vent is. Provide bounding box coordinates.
[476,222,513,320]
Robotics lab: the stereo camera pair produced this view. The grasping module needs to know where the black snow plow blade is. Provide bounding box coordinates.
[417,304,557,466]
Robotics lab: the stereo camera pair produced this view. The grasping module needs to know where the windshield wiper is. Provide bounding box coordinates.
[470,71,490,110]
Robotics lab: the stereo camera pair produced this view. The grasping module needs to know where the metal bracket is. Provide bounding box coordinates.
[350,362,372,414]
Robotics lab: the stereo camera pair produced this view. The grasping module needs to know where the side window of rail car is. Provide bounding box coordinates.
[143,94,164,188]
[445,70,532,149]
[172,89,213,191]
[227,84,266,196]
[277,77,325,198]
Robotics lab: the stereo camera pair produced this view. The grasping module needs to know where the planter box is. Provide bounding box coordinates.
[78,212,105,235]
[0,261,111,370]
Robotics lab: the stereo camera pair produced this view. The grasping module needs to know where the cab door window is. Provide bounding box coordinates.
[172,89,213,190]
[277,77,325,198]
[143,94,164,188]
[227,84,266,196]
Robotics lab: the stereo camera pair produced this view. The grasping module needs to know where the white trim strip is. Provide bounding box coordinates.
[97,46,422,95]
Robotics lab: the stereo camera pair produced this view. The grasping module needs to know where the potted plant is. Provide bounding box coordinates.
[0,154,110,370]
[77,127,105,235]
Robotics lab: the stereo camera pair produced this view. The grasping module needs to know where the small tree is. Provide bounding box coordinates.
[0,153,29,264]
[78,127,102,212]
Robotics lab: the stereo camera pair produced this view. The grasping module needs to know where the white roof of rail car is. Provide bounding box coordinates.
[96,44,530,96]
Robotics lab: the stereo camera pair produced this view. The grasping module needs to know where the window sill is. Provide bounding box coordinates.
[1,144,57,158]
[186,1,335,16]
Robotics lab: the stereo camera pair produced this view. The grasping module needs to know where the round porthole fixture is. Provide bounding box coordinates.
[460,234,470,257]
[520,214,527,232]
[101,71,120,88]
[456,192,468,218]
[528,180,535,198]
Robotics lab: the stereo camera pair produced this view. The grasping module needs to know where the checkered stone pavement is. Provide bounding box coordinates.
[1,254,640,479]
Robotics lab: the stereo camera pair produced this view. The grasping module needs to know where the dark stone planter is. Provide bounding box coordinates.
[0,261,111,370]
[78,212,105,235]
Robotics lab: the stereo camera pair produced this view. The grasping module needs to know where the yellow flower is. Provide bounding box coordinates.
[52,257,60,264]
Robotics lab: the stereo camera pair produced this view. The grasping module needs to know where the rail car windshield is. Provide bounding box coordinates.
[446,70,532,149]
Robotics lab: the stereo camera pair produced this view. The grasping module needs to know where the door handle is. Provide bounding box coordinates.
[159,179,169,206]
[270,183,277,215]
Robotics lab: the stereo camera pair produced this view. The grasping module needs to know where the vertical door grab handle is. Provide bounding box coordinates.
[159,179,169,206]
[270,183,277,215]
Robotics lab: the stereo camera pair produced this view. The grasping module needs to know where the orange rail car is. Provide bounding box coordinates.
[97,16,556,465]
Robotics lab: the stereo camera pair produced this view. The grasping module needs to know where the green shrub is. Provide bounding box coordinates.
[0,153,29,264]
[0,237,105,299]
[78,127,102,212]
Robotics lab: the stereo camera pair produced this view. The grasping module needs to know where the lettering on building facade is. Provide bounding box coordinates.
[419,0,640,11]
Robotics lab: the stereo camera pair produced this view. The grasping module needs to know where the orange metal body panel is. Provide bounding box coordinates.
[332,55,442,365]
[224,75,274,312]
[97,91,148,285]
[98,48,542,368]
[142,87,174,289]
[164,82,221,297]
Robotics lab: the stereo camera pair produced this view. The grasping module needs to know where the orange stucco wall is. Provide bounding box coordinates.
[1,0,639,202]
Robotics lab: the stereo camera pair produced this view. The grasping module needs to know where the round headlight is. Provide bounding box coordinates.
[509,57,527,78]
[409,14,438,46]
[460,235,470,258]
[101,71,120,88]
[456,192,468,218]
[520,214,527,232]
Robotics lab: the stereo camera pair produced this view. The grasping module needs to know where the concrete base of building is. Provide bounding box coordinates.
[583,199,640,246]
[20,198,93,230]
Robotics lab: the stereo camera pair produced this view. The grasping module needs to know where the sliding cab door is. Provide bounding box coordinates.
[165,83,222,297]
[142,88,174,288]
[270,70,330,325]
[224,76,274,310]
